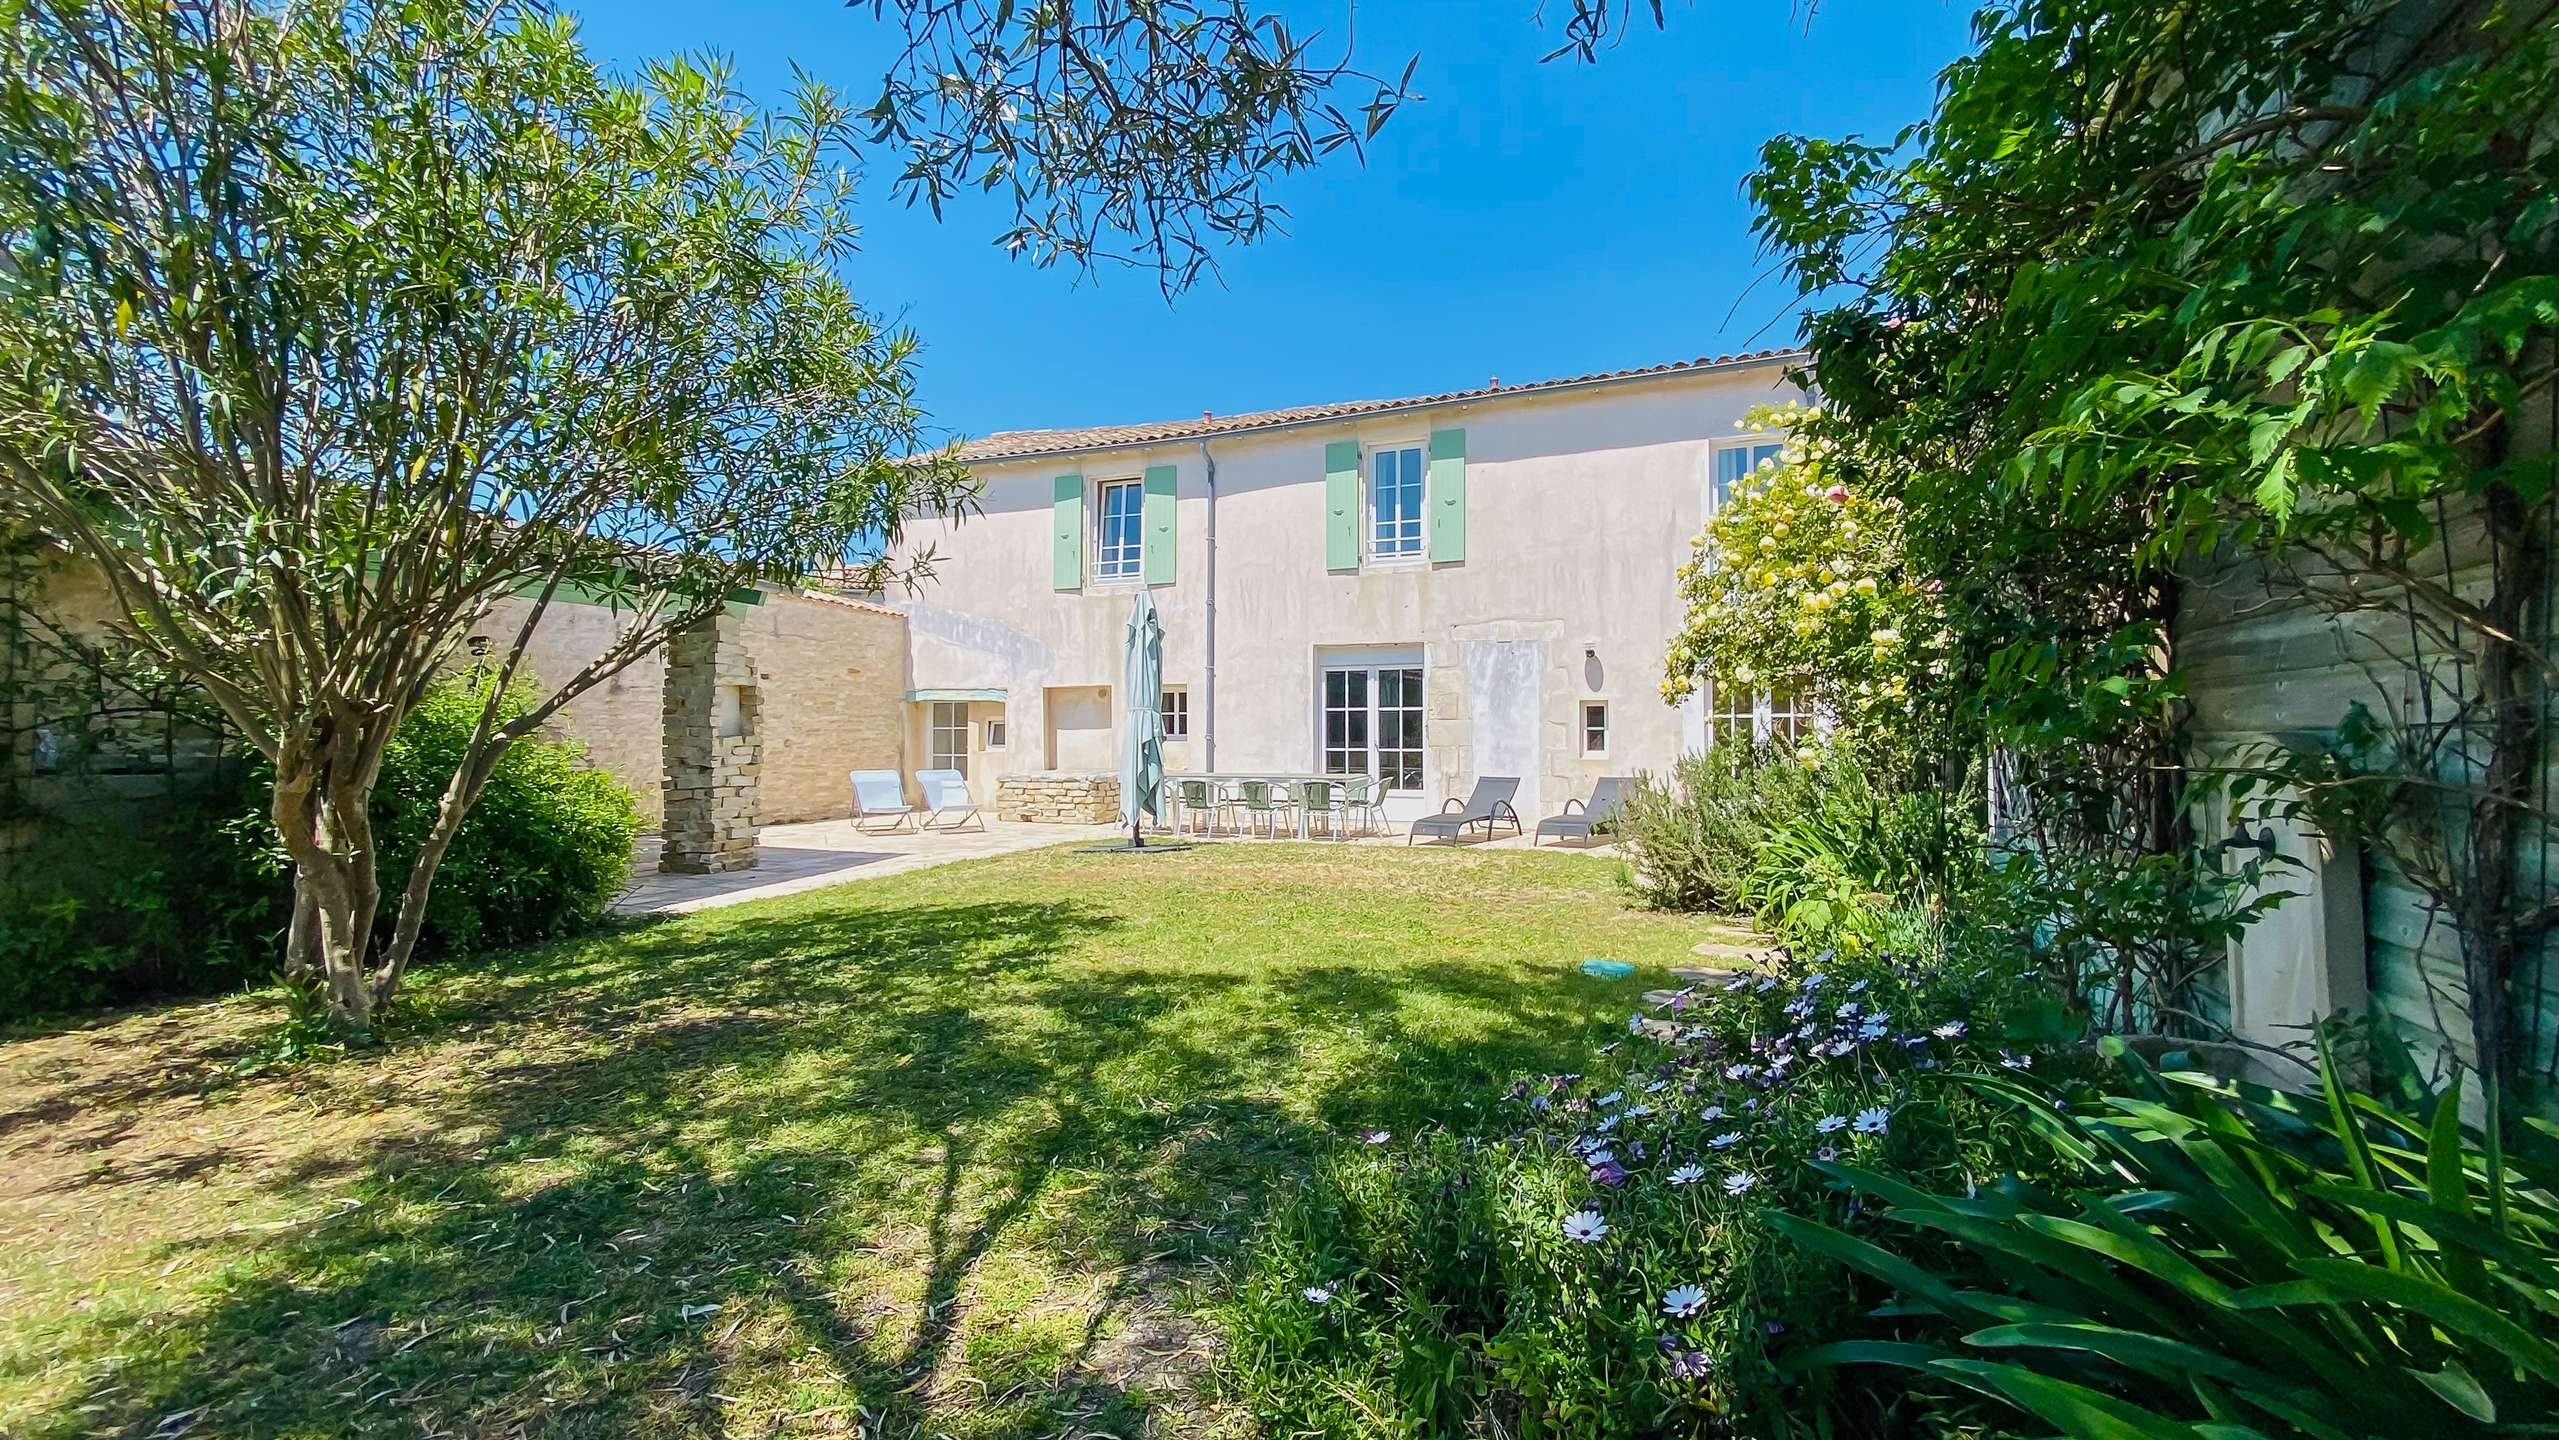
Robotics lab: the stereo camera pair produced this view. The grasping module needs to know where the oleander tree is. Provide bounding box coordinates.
[1746,0,2559,1099]
[0,0,969,1030]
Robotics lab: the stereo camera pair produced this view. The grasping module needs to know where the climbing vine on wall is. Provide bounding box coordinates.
[1747,0,2559,1104]
[1662,402,1955,780]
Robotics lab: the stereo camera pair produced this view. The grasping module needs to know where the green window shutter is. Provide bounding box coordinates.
[1428,428,1467,564]
[1051,473,1084,589]
[1324,440,1361,572]
[1142,464,1178,585]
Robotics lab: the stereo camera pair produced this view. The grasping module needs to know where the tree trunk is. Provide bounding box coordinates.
[370,737,512,1008]
[269,706,392,1032]
[2456,470,2545,1106]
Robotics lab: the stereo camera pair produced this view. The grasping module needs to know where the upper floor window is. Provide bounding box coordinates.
[1094,478,1143,581]
[1711,439,1787,514]
[1369,445,1425,558]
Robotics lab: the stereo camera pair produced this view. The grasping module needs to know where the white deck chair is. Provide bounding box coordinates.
[916,768,985,832]
[849,769,916,833]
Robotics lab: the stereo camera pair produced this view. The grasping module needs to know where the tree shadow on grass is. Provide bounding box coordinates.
[4,883,1631,1439]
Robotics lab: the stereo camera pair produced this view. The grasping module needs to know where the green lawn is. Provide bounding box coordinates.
[0,843,1708,1439]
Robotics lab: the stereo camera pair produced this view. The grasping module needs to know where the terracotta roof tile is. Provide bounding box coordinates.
[943,348,1806,464]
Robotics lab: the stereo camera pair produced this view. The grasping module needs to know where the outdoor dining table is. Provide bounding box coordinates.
[1161,773,1349,840]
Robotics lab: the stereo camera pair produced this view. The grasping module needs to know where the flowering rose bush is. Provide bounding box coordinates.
[1220,939,2083,1437]
[1662,403,1947,774]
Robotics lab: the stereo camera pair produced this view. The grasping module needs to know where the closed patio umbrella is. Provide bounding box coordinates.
[1119,590,1165,846]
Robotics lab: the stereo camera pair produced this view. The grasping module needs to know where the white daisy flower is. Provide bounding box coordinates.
[1934,1020,1968,1040]
[1667,1162,1705,1186]
[1304,1283,1336,1304]
[1710,1131,1744,1149]
[1661,1284,1708,1318]
[1562,1210,1610,1244]
[1814,1114,1847,1134]
[1853,1107,1890,1135]
[1723,1171,1760,1196]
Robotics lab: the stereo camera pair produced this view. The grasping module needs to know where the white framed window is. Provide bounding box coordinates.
[929,700,971,776]
[1768,688,1815,745]
[1159,686,1190,740]
[1710,438,1788,514]
[1093,477,1143,581]
[1368,444,1425,559]
[1321,661,1425,792]
[984,718,1007,750]
[1702,684,1817,748]
[1581,701,1610,757]
[1706,683,1758,749]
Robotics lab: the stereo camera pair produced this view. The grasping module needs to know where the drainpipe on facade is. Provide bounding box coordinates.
[1198,436,1218,770]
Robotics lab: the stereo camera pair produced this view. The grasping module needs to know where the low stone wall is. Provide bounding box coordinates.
[996,772,1119,824]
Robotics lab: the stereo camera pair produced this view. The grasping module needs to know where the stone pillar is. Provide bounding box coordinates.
[660,612,762,874]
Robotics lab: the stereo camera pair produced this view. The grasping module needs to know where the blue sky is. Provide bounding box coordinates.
[574,1,1975,444]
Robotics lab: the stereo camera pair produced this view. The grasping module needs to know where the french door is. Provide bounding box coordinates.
[1321,664,1425,792]
[928,701,970,776]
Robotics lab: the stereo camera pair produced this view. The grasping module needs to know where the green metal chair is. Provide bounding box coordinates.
[1297,778,1350,841]
[1173,777,1218,838]
[1341,774,1386,836]
[1224,779,1295,839]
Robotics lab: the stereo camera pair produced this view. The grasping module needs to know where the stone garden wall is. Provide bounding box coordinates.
[996,772,1120,824]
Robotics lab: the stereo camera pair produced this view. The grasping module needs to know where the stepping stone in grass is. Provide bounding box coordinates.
[1670,966,1746,988]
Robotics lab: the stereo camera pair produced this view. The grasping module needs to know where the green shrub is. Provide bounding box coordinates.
[0,772,286,1017]
[367,676,642,955]
[1615,743,1827,912]
[0,675,639,1015]
[1744,757,1979,955]
[1221,937,2082,1437]
[1781,1035,2559,1439]
[1617,743,1977,939]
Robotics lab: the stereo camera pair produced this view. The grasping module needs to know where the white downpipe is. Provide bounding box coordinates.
[1198,437,1218,771]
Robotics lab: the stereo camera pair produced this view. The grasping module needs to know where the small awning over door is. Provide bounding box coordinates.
[902,688,1008,703]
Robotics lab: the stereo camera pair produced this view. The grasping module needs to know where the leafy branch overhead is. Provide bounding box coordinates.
[853,0,1706,291]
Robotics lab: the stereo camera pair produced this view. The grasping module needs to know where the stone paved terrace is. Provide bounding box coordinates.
[613,817,1119,915]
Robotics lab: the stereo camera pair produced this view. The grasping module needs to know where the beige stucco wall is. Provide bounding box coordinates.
[891,360,1806,821]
